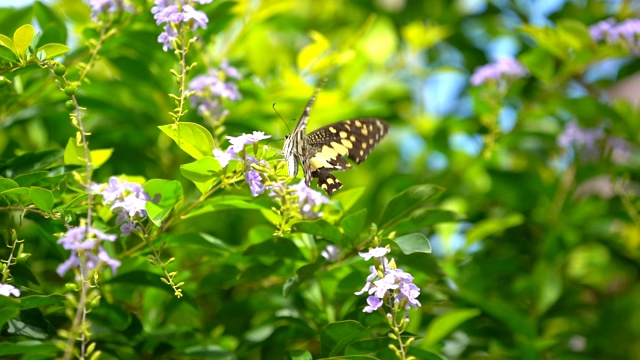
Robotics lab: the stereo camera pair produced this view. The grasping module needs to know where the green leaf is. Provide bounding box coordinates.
[0,342,58,357]
[392,232,431,254]
[340,208,367,242]
[13,24,35,60]
[185,195,268,218]
[292,219,342,243]
[297,30,329,70]
[63,138,85,166]
[13,171,48,187]
[0,44,17,62]
[1,187,30,205]
[520,47,555,83]
[332,187,365,212]
[37,43,70,59]
[144,179,183,226]
[0,149,63,177]
[379,184,444,230]
[466,213,525,246]
[359,16,397,65]
[180,156,222,195]
[320,320,370,357]
[90,148,113,169]
[289,350,313,360]
[33,1,67,44]
[393,209,462,234]
[158,122,214,160]
[19,294,65,310]
[557,19,591,51]
[0,178,19,192]
[423,308,481,346]
[29,187,54,213]
[0,34,16,54]
[283,260,325,297]
[243,237,305,260]
[0,296,20,329]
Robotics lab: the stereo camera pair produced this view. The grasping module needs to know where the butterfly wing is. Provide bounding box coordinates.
[305,118,389,195]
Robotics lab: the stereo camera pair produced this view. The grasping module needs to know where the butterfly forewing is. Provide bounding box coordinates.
[283,84,389,195]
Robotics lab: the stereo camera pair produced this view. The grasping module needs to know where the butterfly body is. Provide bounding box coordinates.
[283,86,389,195]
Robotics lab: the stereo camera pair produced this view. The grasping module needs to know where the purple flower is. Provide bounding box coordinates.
[607,137,630,164]
[355,249,421,313]
[56,226,121,277]
[470,57,528,86]
[189,63,243,117]
[151,0,211,51]
[289,180,329,218]
[321,245,340,262]
[213,148,232,168]
[158,24,178,52]
[590,18,640,45]
[245,169,265,197]
[359,247,390,261]
[213,131,271,167]
[363,296,384,313]
[89,0,133,18]
[557,121,604,158]
[58,226,116,250]
[589,18,616,42]
[0,283,20,298]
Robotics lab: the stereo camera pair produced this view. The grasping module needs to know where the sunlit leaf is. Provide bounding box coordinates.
[423,308,481,346]
[392,232,431,254]
[13,24,35,60]
[158,122,214,160]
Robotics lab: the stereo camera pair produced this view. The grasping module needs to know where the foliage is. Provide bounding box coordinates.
[1,0,639,359]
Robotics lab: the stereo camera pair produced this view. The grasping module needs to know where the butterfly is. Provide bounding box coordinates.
[283,84,389,195]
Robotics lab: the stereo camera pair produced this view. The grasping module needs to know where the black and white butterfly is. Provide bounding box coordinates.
[283,84,389,195]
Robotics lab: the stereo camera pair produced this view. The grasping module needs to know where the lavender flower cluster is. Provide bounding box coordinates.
[151,0,212,51]
[470,57,528,86]
[88,0,134,18]
[355,247,421,313]
[189,61,243,118]
[91,177,152,235]
[57,225,121,277]
[590,18,640,45]
[557,121,630,163]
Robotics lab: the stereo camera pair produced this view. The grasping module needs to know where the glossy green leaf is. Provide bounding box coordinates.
[320,320,370,357]
[393,209,461,234]
[332,187,365,212]
[466,213,524,246]
[33,1,67,44]
[2,187,31,205]
[37,43,69,59]
[423,308,481,346]
[283,260,325,297]
[243,237,305,260]
[185,195,268,218]
[144,179,183,226]
[379,184,444,230]
[0,178,19,192]
[0,342,58,357]
[13,24,35,60]
[18,294,65,310]
[63,138,85,166]
[520,47,555,83]
[180,156,221,195]
[292,219,342,243]
[0,296,20,329]
[29,187,54,213]
[392,232,431,254]
[340,208,367,242]
[0,44,17,62]
[0,34,16,54]
[158,122,214,160]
